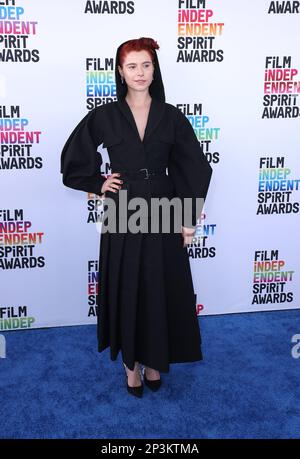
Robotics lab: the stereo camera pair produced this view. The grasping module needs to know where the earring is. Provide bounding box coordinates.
[121,76,124,84]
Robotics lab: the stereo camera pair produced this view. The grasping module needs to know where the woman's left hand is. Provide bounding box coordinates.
[181,226,195,247]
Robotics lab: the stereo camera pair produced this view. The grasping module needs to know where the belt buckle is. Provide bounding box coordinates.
[139,168,150,179]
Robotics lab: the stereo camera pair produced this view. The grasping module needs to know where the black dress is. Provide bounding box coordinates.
[60,97,213,373]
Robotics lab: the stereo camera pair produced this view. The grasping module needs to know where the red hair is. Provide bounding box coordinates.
[118,37,159,67]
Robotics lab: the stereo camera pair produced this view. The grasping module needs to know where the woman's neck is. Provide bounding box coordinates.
[125,90,152,108]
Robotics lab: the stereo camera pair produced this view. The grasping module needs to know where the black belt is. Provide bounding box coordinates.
[111,167,167,180]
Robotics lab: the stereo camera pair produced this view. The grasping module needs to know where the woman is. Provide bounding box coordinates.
[60,37,213,398]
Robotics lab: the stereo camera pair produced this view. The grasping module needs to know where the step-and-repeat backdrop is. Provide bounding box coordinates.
[0,0,299,332]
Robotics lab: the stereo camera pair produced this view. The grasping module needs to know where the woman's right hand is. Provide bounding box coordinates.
[101,172,123,197]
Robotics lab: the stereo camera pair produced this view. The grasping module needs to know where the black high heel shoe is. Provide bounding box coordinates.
[142,366,162,392]
[122,362,144,398]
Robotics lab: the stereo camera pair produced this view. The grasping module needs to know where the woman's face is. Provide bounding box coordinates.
[118,50,154,94]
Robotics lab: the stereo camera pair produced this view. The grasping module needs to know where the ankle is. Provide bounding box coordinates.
[145,366,160,375]
[126,362,140,376]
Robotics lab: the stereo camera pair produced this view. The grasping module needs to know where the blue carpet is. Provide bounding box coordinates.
[0,309,299,439]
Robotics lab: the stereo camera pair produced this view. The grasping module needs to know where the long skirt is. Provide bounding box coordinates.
[96,214,203,373]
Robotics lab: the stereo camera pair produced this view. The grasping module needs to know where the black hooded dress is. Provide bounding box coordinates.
[60,40,213,373]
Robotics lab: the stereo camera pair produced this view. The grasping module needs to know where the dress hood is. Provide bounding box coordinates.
[115,39,166,102]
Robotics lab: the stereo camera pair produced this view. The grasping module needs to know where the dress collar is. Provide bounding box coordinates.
[117,97,166,143]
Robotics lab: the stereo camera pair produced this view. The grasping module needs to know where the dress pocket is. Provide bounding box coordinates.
[157,134,175,145]
[102,136,123,148]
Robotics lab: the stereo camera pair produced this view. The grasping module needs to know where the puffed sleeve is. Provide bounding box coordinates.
[168,109,213,229]
[60,108,107,196]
